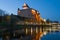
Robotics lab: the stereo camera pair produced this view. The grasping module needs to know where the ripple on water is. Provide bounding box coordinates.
[41,32,60,40]
[0,37,2,40]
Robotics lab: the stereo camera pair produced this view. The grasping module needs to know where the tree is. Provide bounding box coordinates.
[46,19,52,23]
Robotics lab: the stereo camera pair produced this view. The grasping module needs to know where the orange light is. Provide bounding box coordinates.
[32,9,35,12]
[31,9,36,15]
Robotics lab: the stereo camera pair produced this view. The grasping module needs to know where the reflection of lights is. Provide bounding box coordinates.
[31,27,33,35]
[13,33,15,37]
[40,34,43,37]
[49,28,52,32]
[6,36,9,39]
[25,22,28,24]
[26,28,28,35]
[58,25,60,27]
[36,27,38,33]
[43,32,47,35]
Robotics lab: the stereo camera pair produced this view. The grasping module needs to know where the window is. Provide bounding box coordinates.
[31,9,36,15]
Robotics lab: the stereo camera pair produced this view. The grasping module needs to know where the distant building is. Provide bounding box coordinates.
[18,3,45,23]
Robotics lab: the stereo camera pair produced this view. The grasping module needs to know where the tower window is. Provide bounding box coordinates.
[31,9,36,15]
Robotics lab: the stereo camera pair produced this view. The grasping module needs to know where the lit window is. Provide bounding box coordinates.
[31,9,36,15]
[32,9,35,13]
[44,19,46,22]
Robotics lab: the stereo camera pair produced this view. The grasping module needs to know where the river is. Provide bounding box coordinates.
[41,32,60,40]
[0,32,60,40]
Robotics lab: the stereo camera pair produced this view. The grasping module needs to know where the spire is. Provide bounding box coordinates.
[18,8,20,10]
[22,3,30,9]
[18,8,20,15]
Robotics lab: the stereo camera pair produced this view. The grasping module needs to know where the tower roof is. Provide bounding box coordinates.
[22,3,30,9]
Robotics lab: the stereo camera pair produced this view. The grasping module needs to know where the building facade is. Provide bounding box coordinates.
[18,3,45,23]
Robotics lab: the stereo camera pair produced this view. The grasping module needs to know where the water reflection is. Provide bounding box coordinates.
[41,32,60,40]
[0,37,2,40]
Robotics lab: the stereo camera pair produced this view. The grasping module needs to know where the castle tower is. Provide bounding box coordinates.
[18,8,21,15]
[17,3,45,23]
[22,3,30,9]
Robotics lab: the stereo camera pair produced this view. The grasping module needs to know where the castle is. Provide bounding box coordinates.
[17,3,45,23]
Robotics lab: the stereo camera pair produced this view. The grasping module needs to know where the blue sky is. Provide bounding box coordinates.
[0,0,60,22]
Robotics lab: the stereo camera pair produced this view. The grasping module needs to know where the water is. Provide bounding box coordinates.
[41,32,60,40]
[0,32,60,40]
[0,37,2,40]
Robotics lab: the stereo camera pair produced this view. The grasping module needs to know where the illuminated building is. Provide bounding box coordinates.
[18,3,45,23]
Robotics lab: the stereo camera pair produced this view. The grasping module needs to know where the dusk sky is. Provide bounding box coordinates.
[0,0,60,22]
